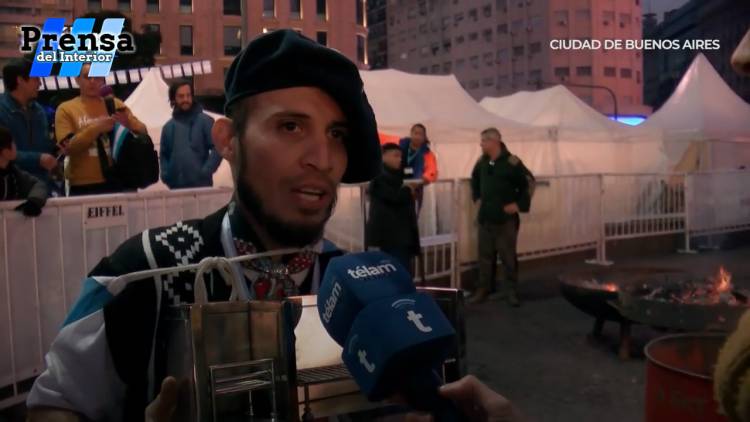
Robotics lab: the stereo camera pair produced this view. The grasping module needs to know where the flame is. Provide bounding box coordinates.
[714,266,732,293]
[601,283,619,292]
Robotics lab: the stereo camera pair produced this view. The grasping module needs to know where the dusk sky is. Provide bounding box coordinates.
[643,0,691,21]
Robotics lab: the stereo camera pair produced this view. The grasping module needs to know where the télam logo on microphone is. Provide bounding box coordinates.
[346,261,398,279]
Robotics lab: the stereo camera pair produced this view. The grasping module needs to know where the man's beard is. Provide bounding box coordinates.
[236,160,337,248]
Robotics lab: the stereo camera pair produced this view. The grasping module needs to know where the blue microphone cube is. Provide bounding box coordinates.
[341,292,456,401]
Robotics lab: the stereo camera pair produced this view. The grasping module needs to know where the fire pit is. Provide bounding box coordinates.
[560,268,687,359]
[617,266,750,333]
[562,266,749,359]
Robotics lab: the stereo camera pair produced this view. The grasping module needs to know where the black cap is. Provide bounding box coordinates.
[224,29,381,184]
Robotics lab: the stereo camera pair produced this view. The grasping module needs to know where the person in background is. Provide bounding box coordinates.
[55,63,147,196]
[366,143,421,271]
[0,58,60,195]
[159,79,221,189]
[399,123,438,213]
[0,126,48,216]
[469,128,534,306]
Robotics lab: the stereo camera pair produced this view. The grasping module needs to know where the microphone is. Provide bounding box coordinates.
[317,251,467,421]
[100,85,116,115]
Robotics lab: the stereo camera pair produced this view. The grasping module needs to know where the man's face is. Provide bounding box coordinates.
[480,133,502,157]
[382,149,402,170]
[175,84,193,111]
[76,64,104,98]
[234,87,349,247]
[410,126,426,147]
[16,75,40,100]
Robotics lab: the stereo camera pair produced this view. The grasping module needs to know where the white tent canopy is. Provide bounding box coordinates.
[480,85,667,174]
[359,69,557,177]
[642,53,750,171]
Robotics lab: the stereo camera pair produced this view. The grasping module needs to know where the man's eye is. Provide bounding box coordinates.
[330,128,349,141]
[281,122,301,132]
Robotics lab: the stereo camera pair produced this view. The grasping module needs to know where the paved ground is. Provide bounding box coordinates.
[465,244,750,422]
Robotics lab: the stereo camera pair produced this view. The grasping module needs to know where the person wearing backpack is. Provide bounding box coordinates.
[469,127,535,306]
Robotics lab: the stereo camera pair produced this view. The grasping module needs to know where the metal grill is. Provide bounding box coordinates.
[297,364,351,386]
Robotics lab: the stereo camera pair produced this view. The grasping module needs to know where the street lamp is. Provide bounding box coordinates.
[532,79,618,121]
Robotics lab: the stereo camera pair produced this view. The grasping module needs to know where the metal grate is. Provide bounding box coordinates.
[297,364,351,386]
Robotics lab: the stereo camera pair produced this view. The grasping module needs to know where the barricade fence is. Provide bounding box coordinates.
[2,170,749,408]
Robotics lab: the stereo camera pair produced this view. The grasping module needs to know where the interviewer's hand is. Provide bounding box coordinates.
[95,117,116,135]
[405,375,526,422]
[40,153,58,171]
[145,376,178,422]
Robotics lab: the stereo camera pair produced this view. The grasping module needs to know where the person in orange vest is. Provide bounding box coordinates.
[399,123,438,214]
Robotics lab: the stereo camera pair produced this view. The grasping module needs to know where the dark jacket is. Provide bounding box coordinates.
[366,166,421,255]
[0,93,55,185]
[0,162,48,206]
[159,103,221,189]
[471,150,534,225]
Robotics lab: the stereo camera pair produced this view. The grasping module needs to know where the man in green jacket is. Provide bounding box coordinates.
[469,127,534,306]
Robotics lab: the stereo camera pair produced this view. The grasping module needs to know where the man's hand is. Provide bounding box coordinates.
[145,376,179,422]
[404,375,526,422]
[40,153,58,171]
[112,110,130,129]
[503,203,520,215]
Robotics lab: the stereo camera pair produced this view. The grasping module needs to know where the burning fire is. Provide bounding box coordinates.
[601,283,619,292]
[713,266,732,293]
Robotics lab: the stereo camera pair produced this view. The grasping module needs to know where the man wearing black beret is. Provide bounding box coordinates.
[26,30,382,421]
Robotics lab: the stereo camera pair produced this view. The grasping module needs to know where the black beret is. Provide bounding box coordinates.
[224,29,381,184]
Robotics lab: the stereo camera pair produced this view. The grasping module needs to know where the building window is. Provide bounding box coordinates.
[483,4,492,17]
[357,34,366,63]
[468,8,478,22]
[317,0,327,20]
[180,25,193,55]
[419,24,427,34]
[454,12,464,26]
[88,0,102,11]
[179,0,191,13]
[529,42,541,54]
[497,75,508,88]
[420,67,428,74]
[604,66,616,77]
[483,29,493,42]
[443,39,452,52]
[456,58,465,70]
[470,55,479,69]
[575,9,590,22]
[118,0,131,12]
[496,48,507,62]
[456,35,465,44]
[619,13,631,27]
[356,0,365,25]
[576,66,592,76]
[316,31,327,46]
[483,77,494,87]
[554,67,569,78]
[497,24,508,34]
[420,46,429,57]
[481,52,491,64]
[431,64,440,74]
[443,61,452,73]
[554,10,568,26]
[469,80,479,89]
[529,15,543,31]
[290,0,302,19]
[529,69,541,82]
[441,17,450,30]
[143,23,161,53]
[636,70,641,83]
[512,45,524,57]
[146,0,159,13]
[602,10,614,25]
[224,0,241,15]
[620,68,632,78]
[264,0,275,17]
[469,32,478,41]
[224,26,241,56]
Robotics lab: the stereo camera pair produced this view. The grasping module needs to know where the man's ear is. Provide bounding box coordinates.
[212,117,237,163]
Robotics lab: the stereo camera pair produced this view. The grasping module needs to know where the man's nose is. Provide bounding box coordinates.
[301,131,335,173]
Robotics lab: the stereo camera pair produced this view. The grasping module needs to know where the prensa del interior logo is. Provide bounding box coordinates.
[18,17,136,77]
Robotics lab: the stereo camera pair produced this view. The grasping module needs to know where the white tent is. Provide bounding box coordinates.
[359,69,555,178]
[642,53,750,171]
[480,85,667,174]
